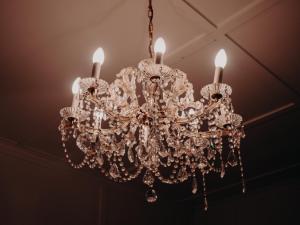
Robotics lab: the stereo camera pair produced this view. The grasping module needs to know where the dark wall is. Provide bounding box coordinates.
[0,140,149,225]
[191,176,300,225]
[0,140,299,225]
[0,151,100,225]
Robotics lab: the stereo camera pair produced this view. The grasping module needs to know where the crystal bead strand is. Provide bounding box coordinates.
[202,172,208,211]
[237,146,246,193]
[62,142,87,169]
[191,173,198,194]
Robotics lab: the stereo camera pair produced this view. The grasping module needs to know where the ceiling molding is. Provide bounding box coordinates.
[166,0,300,100]
[225,35,300,98]
[0,137,99,180]
[166,0,282,63]
[244,102,296,127]
[0,137,145,196]
[177,162,300,203]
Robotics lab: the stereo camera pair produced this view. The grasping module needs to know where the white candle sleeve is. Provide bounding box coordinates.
[213,67,223,84]
[92,62,101,79]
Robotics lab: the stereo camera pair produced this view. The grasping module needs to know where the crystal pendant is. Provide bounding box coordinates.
[109,163,120,178]
[177,167,188,182]
[242,185,246,193]
[137,145,148,161]
[204,197,208,211]
[220,162,225,178]
[227,150,238,167]
[143,170,155,186]
[207,149,215,160]
[118,145,125,156]
[96,154,104,166]
[192,176,198,194]
[127,147,135,163]
[198,159,207,169]
[210,140,216,149]
[146,189,157,203]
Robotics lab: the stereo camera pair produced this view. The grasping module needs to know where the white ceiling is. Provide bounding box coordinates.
[0,0,299,154]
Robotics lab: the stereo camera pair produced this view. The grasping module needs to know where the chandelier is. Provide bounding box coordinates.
[59,0,245,210]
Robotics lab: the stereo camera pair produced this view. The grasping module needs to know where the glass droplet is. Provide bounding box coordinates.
[207,149,215,160]
[109,163,120,179]
[210,140,215,149]
[146,189,157,203]
[96,154,104,166]
[177,167,188,182]
[192,176,198,194]
[220,162,225,178]
[143,170,155,186]
[242,179,246,193]
[137,145,148,160]
[204,198,208,211]
[127,147,134,163]
[227,150,238,167]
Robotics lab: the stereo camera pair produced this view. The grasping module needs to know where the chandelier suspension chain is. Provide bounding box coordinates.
[148,0,154,58]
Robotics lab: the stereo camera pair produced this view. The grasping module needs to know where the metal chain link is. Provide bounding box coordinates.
[148,0,154,58]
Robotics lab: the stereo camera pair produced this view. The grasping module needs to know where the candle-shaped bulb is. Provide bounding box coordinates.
[213,49,227,84]
[92,48,104,78]
[154,37,166,64]
[93,47,105,64]
[214,49,227,68]
[154,37,166,54]
[72,77,81,94]
[71,77,81,108]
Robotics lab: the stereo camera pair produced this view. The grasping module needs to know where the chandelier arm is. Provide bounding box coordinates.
[173,101,221,124]
[86,95,221,125]
[85,95,140,121]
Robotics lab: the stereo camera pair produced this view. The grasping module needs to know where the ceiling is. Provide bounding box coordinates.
[0,0,299,154]
[0,0,299,224]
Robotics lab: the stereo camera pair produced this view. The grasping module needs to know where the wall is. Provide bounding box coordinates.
[191,172,300,225]
[0,140,101,225]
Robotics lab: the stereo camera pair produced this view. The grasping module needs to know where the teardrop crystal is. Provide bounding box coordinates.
[127,147,134,163]
[146,189,157,203]
[177,167,188,182]
[242,187,246,193]
[143,170,155,186]
[192,176,198,194]
[204,197,208,211]
[109,163,120,179]
[207,149,215,160]
[220,162,225,178]
[227,150,238,167]
[137,145,148,160]
[96,154,104,166]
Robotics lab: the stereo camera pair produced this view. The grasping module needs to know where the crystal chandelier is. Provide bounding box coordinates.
[59,0,245,209]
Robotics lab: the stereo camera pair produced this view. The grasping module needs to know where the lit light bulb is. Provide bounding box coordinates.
[154,37,166,54]
[154,37,166,64]
[93,47,105,64]
[214,49,227,68]
[213,49,227,84]
[72,77,81,94]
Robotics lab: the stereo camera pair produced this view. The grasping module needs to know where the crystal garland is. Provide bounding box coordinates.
[58,56,245,209]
